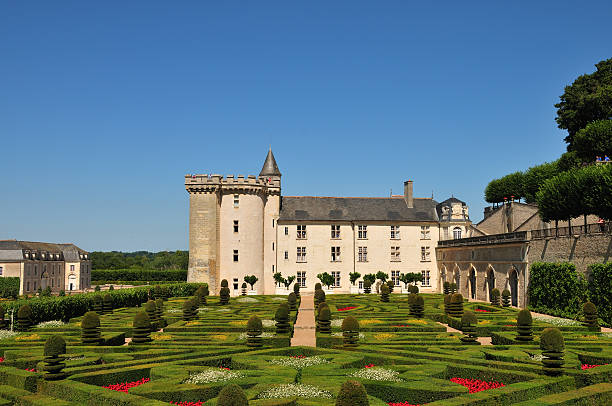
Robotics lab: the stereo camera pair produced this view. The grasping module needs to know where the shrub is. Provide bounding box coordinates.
[529,262,587,316]
[155,298,166,328]
[447,293,464,318]
[318,306,331,334]
[408,285,419,294]
[108,285,114,291]
[0,305,6,329]
[516,309,533,342]
[43,335,66,380]
[93,295,103,313]
[314,289,326,308]
[102,293,113,314]
[540,328,565,376]
[336,380,369,406]
[450,282,457,294]
[363,280,372,294]
[502,289,511,307]
[380,284,390,302]
[145,300,159,331]
[409,294,424,318]
[460,310,478,344]
[17,304,32,331]
[94,285,100,292]
[81,311,101,345]
[288,292,297,311]
[315,282,322,291]
[221,279,229,288]
[91,269,187,282]
[443,281,450,295]
[246,315,263,348]
[587,263,611,325]
[217,383,248,406]
[59,290,65,297]
[0,277,19,299]
[241,283,247,296]
[195,286,207,306]
[342,316,360,347]
[490,288,501,306]
[132,311,152,344]
[443,294,451,315]
[582,301,600,331]
[386,280,394,293]
[219,287,230,305]
[182,299,195,321]
[275,303,290,334]
[293,282,300,299]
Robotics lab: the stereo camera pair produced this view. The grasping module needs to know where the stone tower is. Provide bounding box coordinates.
[185,149,281,294]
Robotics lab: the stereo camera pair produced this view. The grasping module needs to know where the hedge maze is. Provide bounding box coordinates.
[1,290,611,405]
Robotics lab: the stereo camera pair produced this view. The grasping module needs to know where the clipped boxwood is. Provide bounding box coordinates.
[247,315,263,348]
[287,292,297,311]
[275,303,290,334]
[490,288,501,306]
[447,293,464,318]
[43,335,67,381]
[460,310,478,344]
[17,304,32,331]
[132,311,152,344]
[380,284,390,302]
[516,309,533,341]
[217,383,248,405]
[342,316,360,347]
[318,306,331,334]
[540,327,565,376]
[81,311,101,345]
[336,380,369,406]
[502,289,511,307]
[582,301,599,331]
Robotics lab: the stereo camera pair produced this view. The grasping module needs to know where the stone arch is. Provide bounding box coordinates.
[508,267,519,307]
[468,266,477,300]
[485,265,496,302]
[452,264,461,288]
[439,266,447,293]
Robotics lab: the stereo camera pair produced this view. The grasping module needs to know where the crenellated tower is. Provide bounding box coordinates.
[185,149,281,294]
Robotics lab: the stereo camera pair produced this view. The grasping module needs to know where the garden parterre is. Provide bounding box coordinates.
[0,290,611,405]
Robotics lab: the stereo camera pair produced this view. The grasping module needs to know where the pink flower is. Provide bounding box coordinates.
[582,364,608,370]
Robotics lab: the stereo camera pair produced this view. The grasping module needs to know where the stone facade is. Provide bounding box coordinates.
[186,150,471,295]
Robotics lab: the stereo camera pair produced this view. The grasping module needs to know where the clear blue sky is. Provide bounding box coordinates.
[1,1,611,251]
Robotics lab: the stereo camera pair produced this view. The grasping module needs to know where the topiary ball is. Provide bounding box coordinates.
[247,315,262,332]
[336,380,369,406]
[144,300,157,313]
[44,335,66,357]
[17,304,32,320]
[540,328,565,352]
[342,316,359,332]
[275,303,289,321]
[221,279,229,288]
[407,293,417,305]
[217,383,248,406]
[583,301,596,314]
[517,309,532,325]
[408,285,419,294]
[81,311,100,329]
[287,292,297,310]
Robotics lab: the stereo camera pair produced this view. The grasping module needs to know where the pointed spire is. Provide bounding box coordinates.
[259,148,281,177]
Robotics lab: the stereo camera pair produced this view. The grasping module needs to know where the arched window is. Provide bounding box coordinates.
[453,227,462,239]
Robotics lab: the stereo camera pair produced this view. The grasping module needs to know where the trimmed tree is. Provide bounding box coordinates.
[182,299,195,321]
[221,279,229,288]
[540,328,565,376]
[102,293,113,314]
[155,298,166,328]
[217,383,248,406]
[314,289,326,308]
[490,288,501,307]
[275,303,290,334]
[447,293,464,318]
[0,305,6,329]
[244,275,258,291]
[363,279,372,294]
[93,295,103,313]
[443,294,451,315]
[380,284,390,302]
[443,281,451,295]
[342,316,360,347]
[408,285,419,294]
[318,305,331,334]
[16,304,32,332]
[246,315,263,348]
[460,310,478,345]
[293,282,300,299]
[43,335,66,380]
[516,309,533,342]
[336,380,369,406]
[288,292,297,311]
[410,294,425,318]
[349,272,361,287]
[81,311,101,345]
[501,289,511,307]
[241,283,247,296]
[132,311,152,344]
[220,286,230,305]
[386,280,395,293]
[145,300,159,331]
[582,302,600,331]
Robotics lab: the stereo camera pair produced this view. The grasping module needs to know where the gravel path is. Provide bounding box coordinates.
[291,295,316,347]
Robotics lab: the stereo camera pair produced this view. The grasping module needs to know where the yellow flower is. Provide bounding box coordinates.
[406,319,428,325]
[210,334,228,341]
[359,319,382,325]
[185,321,201,326]
[478,320,490,325]
[229,320,248,327]
[16,334,41,341]
[582,335,598,340]
[152,333,172,340]
[374,333,396,341]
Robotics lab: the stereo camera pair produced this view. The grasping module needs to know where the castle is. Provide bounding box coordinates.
[185,149,472,295]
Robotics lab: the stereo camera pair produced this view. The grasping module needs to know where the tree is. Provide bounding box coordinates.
[317,272,335,289]
[572,120,612,164]
[283,275,296,289]
[363,274,377,285]
[273,272,284,287]
[375,271,389,283]
[523,161,559,204]
[555,58,612,147]
[349,272,361,286]
[399,273,412,289]
[243,275,258,290]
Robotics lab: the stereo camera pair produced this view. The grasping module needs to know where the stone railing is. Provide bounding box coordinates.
[530,223,612,239]
[437,231,528,247]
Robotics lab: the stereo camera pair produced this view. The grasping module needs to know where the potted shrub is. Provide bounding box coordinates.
[244,275,258,295]
[349,271,361,294]
[317,272,335,294]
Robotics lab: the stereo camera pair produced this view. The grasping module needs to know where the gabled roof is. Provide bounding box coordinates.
[279,196,439,222]
[259,148,281,177]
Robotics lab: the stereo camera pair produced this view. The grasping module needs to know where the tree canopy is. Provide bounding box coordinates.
[91,250,188,270]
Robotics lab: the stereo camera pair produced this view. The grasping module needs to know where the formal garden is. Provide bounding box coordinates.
[0,280,611,405]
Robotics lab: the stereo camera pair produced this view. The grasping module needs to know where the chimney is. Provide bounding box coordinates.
[404,180,413,208]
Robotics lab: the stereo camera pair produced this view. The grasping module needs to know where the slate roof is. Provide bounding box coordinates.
[279,196,439,222]
[0,240,88,262]
[259,148,281,177]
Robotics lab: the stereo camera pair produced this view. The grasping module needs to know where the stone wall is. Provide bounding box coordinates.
[187,192,219,292]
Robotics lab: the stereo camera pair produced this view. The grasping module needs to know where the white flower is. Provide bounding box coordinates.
[332,332,365,339]
[66,356,85,361]
[350,367,402,382]
[184,368,243,384]
[0,330,18,340]
[262,319,276,328]
[167,309,182,313]
[529,354,543,361]
[237,332,274,340]
[271,297,287,301]
[331,319,343,327]
[217,308,231,312]
[532,315,580,326]
[36,320,65,328]
[237,297,258,303]
[258,384,333,399]
[267,356,329,369]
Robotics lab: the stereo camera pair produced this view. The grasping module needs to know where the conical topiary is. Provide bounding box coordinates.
[386,280,394,293]
[460,310,478,344]
[447,293,464,318]
[288,292,297,311]
[217,383,248,406]
[450,283,457,294]
[275,303,290,334]
[363,279,371,294]
[203,285,209,297]
[102,293,113,314]
[490,288,501,307]
[241,282,247,296]
[16,304,32,332]
[342,316,360,347]
[318,306,332,334]
[314,289,326,308]
[540,328,564,376]
[191,298,199,320]
[246,315,263,348]
[43,335,66,380]
[132,311,152,344]
[81,311,101,345]
[293,282,300,299]
[516,309,533,342]
[443,281,450,295]
[145,300,159,331]
[410,294,424,318]
[155,298,166,328]
[160,285,169,300]
[582,302,600,331]
[443,294,451,315]
[182,299,195,321]
[336,380,369,406]
[93,295,103,313]
[380,284,390,302]
[501,289,511,307]
[220,287,230,305]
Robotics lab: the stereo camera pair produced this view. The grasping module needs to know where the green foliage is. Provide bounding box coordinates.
[182,299,196,321]
[380,284,390,302]
[315,282,322,291]
[221,279,229,288]
[247,315,262,332]
[516,309,533,342]
[17,304,32,331]
[523,161,560,203]
[363,274,377,285]
[517,309,532,326]
[243,275,258,290]
[0,277,19,299]
[44,335,66,357]
[582,301,599,331]
[460,310,478,345]
[314,289,326,307]
[490,288,501,306]
[317,272,335,288]
[283,275,296,289]
[573,120,612,163]
[342,315,359,331]
[349,271,361,285]
[58,290,65,297]
[408,285,419,294]
[155,298,166,328]
[336,380,370,406]
[375,271,389,283]
[91,269,187,282]
[528,262,587,315]
[485,171,525,203]
[145,300,159,330]
[461,310,477,326]
[540,327,565,376]
[342,316,360,347]
[91,250,188,271]
[275,303,290,334]
[443,281,450,295]
[94,285,101,292]
[318,306,331,334]
[287,292,297,311]
[102,293,113,314]
[293,282,300,298]
[587,263,612,325]
[386,280,395,293]
[501,289,511,307]
[43,335,67,381]
[555,58,612,147]
[81,311,101,345]
[363,279,372,294]
[447,293,464,318]
[132,311,152,344]
[246,315,263,348]
[219,287,230,305]
[217,383,248,406]
[81,311,100,329]
[409,294,424,318]
[450,283,457,294]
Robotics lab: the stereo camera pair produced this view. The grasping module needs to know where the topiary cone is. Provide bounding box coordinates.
[288,292,297,311]
[275,303,290,334]
[408,285,419,294]
[132,311,152,344]
[501,289,511,307]
[460,310,478,345]
[380,284,390,302]
[81,311,101,345]
[314,289,326,308]
[363,280,371,294]
[411,295,425,318]
[155,298,166,328]
[16,304,32,332]
[448,293,464,318]
[217,383,248,405]
[246,315,263,348]
[342,316,360,348]
[43,335,67,380]
[0,305,6,330]
[582,302,600,331]
[102,293,113,314]
[219,287,230,305]
[516,309,533,341]
[318,306,332,334]
[386,280,395,293]
[443,294,451,315]
[490,288,501,307]
[182,299,195,321]
[450,282,457,294]
[336,380,369,406]
[443,281,450,295]
[145,300,159,331]
[221,279,229,288]
[540,328,565,376]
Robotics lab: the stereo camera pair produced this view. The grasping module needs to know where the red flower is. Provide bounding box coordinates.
[290,355,306,359]
[387,403,420,406]
[474,309,490,312]
[582,364,608,370]
[0,357,4,363]
[103,378,150,393]
[170,402,204,406]
[220,367,231,370]
[450,377,505,393]
[392,325,409,327]
[25,368,37,372]
[364,363,375,368]
[337,306,357,311]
